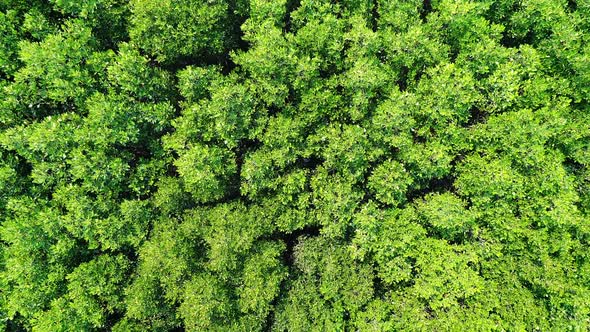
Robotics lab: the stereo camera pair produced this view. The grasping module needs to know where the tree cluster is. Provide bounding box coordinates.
[1,0,589,330]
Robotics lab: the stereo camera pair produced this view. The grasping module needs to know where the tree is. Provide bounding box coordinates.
[128,0,246,64]
[1,0,590,330]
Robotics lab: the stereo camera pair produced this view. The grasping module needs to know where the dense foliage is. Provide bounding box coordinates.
[1,0,589,330]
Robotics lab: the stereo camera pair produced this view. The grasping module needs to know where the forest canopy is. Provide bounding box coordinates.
[1,0,590,330]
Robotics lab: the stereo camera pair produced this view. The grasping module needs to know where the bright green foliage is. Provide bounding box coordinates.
[32,254,130,331]
[1,200,71,323]
[173,143,237,203]
[7,20,102,111]
[238,241,287,322]
[369,160,413,206]
[274,237,374,331]
[179,273,234,331]
[1,0,590,330]
[50,0,129,48]
[415,192,475,242]
[0,10,20,76]
[129,0,246,64]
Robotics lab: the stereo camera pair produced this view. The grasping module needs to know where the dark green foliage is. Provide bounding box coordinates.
[1,0,590,330]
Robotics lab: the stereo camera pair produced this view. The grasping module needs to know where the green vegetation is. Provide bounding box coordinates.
[1,0,589,330]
